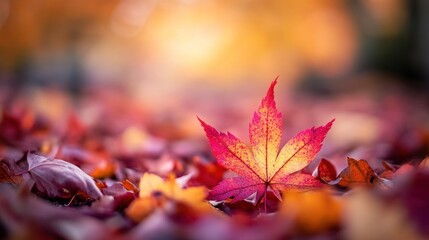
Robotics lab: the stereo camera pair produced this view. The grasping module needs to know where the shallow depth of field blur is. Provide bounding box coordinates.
[0,0,429,239]
[1,0,428,150]
[1,1,428,125]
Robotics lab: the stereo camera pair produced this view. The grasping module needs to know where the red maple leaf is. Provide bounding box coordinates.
[199,78,334,208]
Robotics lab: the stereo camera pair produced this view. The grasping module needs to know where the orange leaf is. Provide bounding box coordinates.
[126,197,157,222]
[338,158,375,188]
[280,190,342,233]
[121,179,139,193]
[125,173,210,222]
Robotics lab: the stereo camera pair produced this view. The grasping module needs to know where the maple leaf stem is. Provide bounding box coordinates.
[66,194,77,206]
[264,186,268,213]
[265,111,269,182]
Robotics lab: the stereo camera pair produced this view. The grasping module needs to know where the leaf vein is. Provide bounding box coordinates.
[213,134,265,182]
[269,128,321,182]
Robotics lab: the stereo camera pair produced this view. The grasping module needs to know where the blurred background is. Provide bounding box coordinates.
[1,2,429,239]
[1,0,429,89]
[0,0,428,162]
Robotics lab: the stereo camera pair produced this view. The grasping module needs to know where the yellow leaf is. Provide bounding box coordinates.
[126,173,210,222]
[139,173,164,198]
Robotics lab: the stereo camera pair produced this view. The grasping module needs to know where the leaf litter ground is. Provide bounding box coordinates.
[0,79,428,240]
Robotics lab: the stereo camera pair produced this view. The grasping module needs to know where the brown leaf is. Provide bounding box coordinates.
[0,161,22,185]
[338,158,375,188]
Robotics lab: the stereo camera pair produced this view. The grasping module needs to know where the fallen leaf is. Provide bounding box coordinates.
[89,157,116,179]
[122,179,139,193]
[126,173,209,222]
[101,182,136,210]
[126,196,157,222]
[338,158,375,188]
[317,158,337,183]
[199,79,333,206]
[379,161,395,179]
[26,153,103,199]
[0,160,22,185]
[189,157,226,188]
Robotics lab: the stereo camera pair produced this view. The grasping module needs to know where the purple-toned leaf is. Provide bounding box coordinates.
[101,182,136,210]
[27,153,102,199]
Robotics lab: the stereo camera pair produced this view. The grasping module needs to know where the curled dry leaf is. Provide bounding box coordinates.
[317,158,337,183]
[379,161,396,179]
[338,158,376,188]
[100,181,136,211]
[26,153,103,199]
[199,79,334,206]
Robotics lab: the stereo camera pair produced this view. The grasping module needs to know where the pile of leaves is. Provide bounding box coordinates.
[0,80,428,240]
